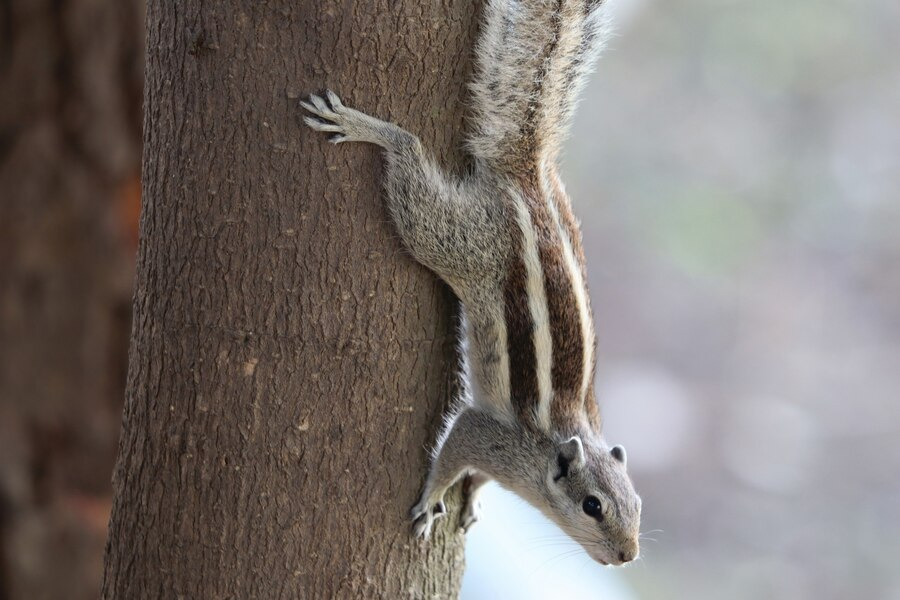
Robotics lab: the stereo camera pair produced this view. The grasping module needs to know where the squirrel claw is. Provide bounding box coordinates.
[410,499,447,540]
[301,93,345,135]
[412,511,434,539]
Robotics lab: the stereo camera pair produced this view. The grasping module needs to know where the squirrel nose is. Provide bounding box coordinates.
[618,546,638,563]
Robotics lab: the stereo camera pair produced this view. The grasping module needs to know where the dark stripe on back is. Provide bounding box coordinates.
[549,171,595,365]
[503,209,540,425]
[521,182,585,396]
[547,169,599,428]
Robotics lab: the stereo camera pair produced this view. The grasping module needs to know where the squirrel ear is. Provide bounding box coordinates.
[611,445,627,466]
[559,436,586,470]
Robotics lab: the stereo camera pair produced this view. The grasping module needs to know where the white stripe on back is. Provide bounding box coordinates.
[511,189,553,431]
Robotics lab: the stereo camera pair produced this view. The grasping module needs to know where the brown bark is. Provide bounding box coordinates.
[0,0,143,598]
[102,1,480,598]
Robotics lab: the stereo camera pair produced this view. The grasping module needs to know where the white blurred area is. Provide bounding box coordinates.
[464,0,900,597]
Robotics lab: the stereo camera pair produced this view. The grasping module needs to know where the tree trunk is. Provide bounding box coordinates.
[102,1,479,598]
[0,1,143,598]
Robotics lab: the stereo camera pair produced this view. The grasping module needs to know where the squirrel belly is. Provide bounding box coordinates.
[302,0,641,567]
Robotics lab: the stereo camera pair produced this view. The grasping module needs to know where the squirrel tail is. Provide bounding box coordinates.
[466,0,611,174]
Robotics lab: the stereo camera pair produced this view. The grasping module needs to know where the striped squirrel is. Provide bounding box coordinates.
[302,0,641,566]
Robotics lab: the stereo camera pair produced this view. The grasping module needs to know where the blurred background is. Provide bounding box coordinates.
[1,0,898,598]
[0,0,142,598]
[464,0,900,599]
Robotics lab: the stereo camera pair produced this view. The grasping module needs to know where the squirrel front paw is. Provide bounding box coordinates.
[410,498,447,540]
[302,89,394,147]
[301,90,353,144]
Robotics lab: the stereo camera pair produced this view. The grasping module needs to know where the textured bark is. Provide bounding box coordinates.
[0,0,143,598]
[102,1,479,598]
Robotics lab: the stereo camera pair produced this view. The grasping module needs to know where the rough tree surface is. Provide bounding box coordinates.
[102,1,480,598]
[0,1,143,598]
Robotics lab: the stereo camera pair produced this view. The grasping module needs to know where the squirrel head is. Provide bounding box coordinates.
[538,434,641,565]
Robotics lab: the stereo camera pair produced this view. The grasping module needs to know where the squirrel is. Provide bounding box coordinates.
[302,0,641,566]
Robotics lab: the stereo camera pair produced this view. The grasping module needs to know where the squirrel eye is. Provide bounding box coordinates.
[582,495,604,520]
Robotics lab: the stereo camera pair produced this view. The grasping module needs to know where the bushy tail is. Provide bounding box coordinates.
[466,0,610,174]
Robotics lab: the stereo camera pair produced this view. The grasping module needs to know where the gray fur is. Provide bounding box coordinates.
[301,0,640,567]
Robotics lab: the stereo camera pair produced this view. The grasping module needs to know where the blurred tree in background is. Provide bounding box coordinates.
[0,0,143,597]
